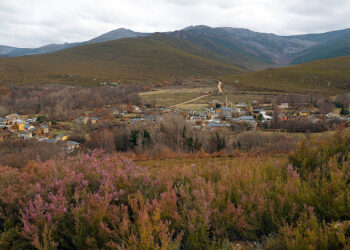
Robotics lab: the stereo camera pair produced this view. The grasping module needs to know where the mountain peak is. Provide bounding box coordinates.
[87,28,141,43]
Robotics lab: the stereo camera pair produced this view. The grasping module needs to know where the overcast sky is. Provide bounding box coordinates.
[1,0,350,48]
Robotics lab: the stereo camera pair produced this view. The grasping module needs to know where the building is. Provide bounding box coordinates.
[236,103,247,109]
[90,118,100,124]
[326,112,340,119]
[5,113,19,121]
[132,106,142,113]
[41,138,61,143]
[262,114,272,121]
[253,109,265,115]
[278,113,287,121]
[18,131,32,140]
[278,103,289,109]
[210,100,223,108]
[216,107,233,115]
[130,118,142,124]
[18,123,25,131]
[65,141,80,153]
[231,116,257,129]
[41,125,49,134]
[0,118,7,125]
[75,117,89,125]
[262,103,272,109]
[300,110,310,116]
[57,134,68,141]
[205,122,230,130]
[108,107,120,115]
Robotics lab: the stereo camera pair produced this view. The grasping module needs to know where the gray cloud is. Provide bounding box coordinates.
[0,0,349,47]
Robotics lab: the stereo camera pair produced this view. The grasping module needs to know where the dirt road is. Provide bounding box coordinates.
[167,81,223,108]
[218,81,223,93]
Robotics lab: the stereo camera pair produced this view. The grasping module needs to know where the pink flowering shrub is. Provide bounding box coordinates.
[0,131,349,249]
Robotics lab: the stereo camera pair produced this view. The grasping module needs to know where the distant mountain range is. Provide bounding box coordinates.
[1,25,350,70]
[1,25,350,93]
[0,28,149,58]
[170,26,350,69]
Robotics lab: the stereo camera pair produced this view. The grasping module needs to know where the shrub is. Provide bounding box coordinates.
[36,115,48,123]
[340,107,350,116]
[266,207,350,249]
[0,131,350,248]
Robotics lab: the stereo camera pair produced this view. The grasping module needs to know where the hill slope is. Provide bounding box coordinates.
[290,29,350,64]
[226,55,350,94]
[0,35,245,85]
[3,26,350,70]
[171,26,350,70]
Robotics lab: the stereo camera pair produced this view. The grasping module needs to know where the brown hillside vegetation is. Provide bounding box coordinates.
[224,55,350,94]
[0,35,245,86]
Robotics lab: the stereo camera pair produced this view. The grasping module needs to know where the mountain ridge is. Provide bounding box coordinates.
[0,34,245,86]
[2,26,350,70]
[0,28,148,58]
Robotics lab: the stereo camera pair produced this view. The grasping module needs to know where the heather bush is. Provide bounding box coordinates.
[0,131,349,249]
[289,129,350,179]
[266,207,350,249]
[0,153,304,248]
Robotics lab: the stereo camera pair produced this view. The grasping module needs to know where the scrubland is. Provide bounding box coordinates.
[0,130,350,249]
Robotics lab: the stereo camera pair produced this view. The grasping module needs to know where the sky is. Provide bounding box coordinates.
[1,0,350,48]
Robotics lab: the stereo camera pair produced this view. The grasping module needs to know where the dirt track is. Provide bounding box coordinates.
[218,81,223,93]
[167,81,223,108]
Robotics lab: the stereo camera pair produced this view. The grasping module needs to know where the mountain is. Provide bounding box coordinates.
[2,26,350,70]
[290,29,350,64]
[170,26,350,70]
[4,42,82,57]
[0,34,245,85]
[87,28,149,43]
[0,45,16,57]
[1,28,148,57]
[224,55,350,94]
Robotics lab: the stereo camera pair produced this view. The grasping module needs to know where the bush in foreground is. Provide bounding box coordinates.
[0,131,349,249]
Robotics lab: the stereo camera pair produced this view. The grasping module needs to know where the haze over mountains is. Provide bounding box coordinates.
[1,25,350,70]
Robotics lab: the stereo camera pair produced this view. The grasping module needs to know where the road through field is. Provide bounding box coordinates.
[167,81,223,108]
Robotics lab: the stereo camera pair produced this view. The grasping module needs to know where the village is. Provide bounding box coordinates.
[1,94,350,154]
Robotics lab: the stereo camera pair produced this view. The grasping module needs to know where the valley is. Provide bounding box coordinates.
[1,22,350,249]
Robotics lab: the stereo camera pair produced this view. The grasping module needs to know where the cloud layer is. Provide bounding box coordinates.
[1,0,349,47]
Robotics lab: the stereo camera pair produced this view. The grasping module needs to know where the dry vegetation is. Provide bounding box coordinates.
[0,85,141,120]
[140,83,278,108]
[0,131,350,249]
